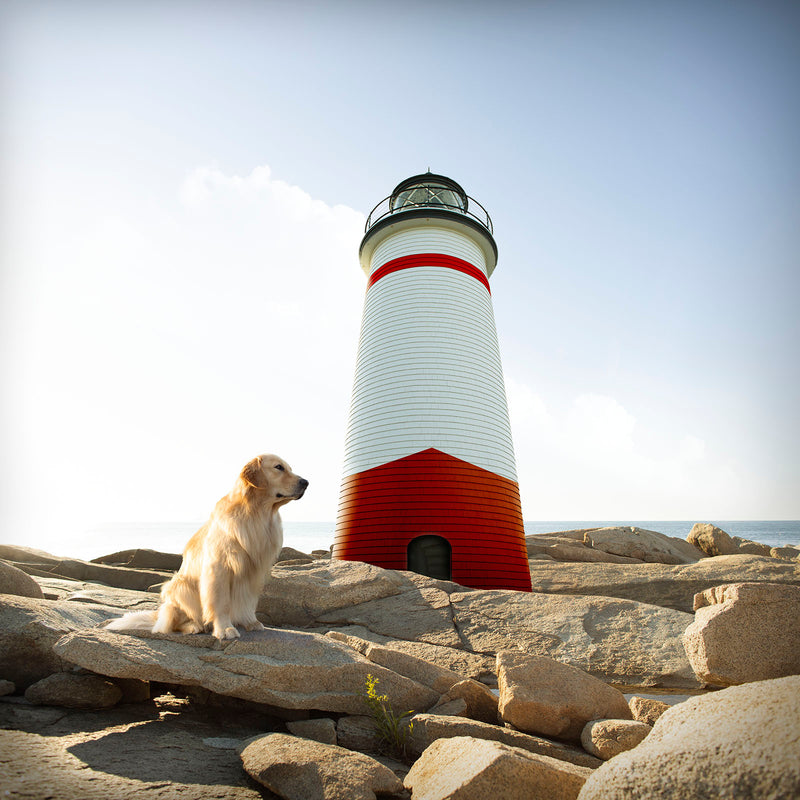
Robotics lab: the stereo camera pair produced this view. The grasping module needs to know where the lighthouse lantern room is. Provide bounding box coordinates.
[332,173,532,592]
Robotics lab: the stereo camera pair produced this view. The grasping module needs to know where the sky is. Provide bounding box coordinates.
[1,0,798,558]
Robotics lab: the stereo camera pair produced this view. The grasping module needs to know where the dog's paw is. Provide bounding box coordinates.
[180,621,203,634]
[215,626,240,640]
[242,620,265,631]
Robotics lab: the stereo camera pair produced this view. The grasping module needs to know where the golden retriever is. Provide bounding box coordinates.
[106,454,307,640]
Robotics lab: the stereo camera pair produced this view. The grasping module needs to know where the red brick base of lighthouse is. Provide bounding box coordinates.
[333,448,532,592]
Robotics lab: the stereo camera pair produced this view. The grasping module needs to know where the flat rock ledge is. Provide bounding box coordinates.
[52,627,440,715]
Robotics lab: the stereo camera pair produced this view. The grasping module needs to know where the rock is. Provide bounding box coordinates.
[240,732,403,800]
[53,626,440,714]
[771,545,800,560]
[584,527,704,565]
[429,679,499,724]
[580,719,652,760]
[25,672,123,709]
[50,583,160,610]
[551,543,643,564]
[113,677,151,703]
[9,555,173,592]
[276,546,313,563]
[325,627,494,681]
[361,641,464,693]
[687,523,739,557]
[91,548,182,571]
[628,696,670,725]
[429,697,468,716]
[336,715,383,753]
[0,544,63,564]
[527,533,642,564]
[0,560,45,598]
[682,582,800,686]
[732,537,772,557]
[576,675,800,799]
[0,595,123,688]
[527,554,800,612]
[451,590,699,688]
[497,652,632,742]
[1,690,288,799]
[407,714,602,768]
[286,717,337,745]
[318,584,463,648]
[404,736,592,800]
[0,679,15,696]
[258,559,408,627]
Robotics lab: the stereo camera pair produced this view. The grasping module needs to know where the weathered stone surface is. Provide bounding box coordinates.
[91,548,183,571]
[114,677,151,703]
[429,679,499,724]
[240,732,403,800]
[276,546,313,563]
[257,560,407,627]
[732,537,772,557]
[452,590,698,687]
[0,560,45,598]
[687,523,739,557]
[429,697,469,717]
[0,544,63,564]
[361,641,464,693]
[25,672,123,709]
[53,626,439,714]
[286,717,337,745]
[682,582,800,686]
[0,691,282,799]
[580,719,652,760]
[325,627,494,681]
[548,543,642,563]
[407,714,602,768]
[584,527,704,565]
[10,556,172,592]
[405,736,592,800]
[527,533,642,564]
[497,652,632,742]
[527,554,800,612]
[771,545,800,560]
[577,675,800,799]
[0,595,122,688]
[319,585,462,648]
[628,695,670,725]
[336,715,382,753]
[54,583,160,610]
[0,679,15,696]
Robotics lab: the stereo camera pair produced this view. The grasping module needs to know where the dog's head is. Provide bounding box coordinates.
[240,454,308,505]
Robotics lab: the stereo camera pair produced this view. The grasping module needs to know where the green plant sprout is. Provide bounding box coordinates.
[363,673,415,759]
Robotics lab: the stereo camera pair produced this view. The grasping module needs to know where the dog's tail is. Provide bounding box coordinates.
[104,610,158,631]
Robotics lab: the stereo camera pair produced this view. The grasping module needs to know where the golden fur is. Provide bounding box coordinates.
[107,454,307,640]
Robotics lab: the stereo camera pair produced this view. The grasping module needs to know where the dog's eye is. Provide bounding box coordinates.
[275,464,285,472]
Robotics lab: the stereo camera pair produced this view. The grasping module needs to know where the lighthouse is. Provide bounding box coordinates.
[332,172,532,592]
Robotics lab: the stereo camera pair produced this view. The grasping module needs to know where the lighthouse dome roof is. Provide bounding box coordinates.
[389,172,468,213]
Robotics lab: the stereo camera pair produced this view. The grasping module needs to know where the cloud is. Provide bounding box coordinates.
[3,164,367,553]
[506,377,758,520]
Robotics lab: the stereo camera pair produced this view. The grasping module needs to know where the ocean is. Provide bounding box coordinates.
[53,519,800,562]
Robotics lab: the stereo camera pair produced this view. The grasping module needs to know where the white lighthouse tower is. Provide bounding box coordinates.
[333,172,531,592]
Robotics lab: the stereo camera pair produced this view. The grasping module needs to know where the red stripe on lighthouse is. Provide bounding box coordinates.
[333,448,532,592]
[368,254,491,294]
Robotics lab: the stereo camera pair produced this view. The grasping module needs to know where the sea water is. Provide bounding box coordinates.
[55,519,800,562]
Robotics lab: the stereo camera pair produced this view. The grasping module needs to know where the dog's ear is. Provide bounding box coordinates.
[240,456,264,489]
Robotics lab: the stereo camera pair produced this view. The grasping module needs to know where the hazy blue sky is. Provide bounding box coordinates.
[2,0,798,556]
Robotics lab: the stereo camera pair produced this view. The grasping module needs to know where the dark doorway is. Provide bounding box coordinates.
[407,535,452,581]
